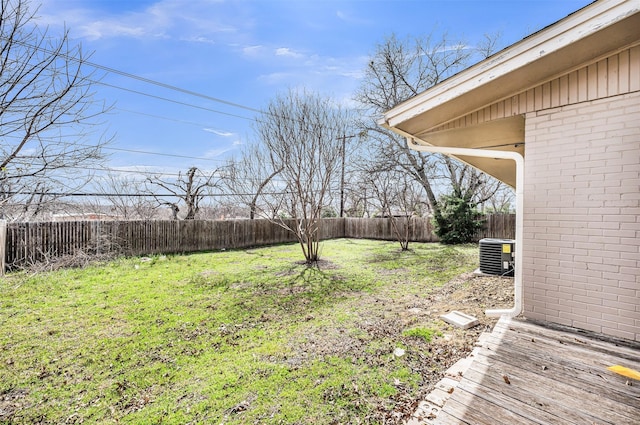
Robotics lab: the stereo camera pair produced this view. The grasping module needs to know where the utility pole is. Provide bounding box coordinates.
[338,134,355,217]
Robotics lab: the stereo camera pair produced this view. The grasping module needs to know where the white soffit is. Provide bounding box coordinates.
[381,0,640,134]
[410,116,525,187]
[415,116,525,150]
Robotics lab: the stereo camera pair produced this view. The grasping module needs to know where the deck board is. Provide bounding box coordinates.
[477,335,640,404]
[454,377,575,425]
[434,317,640,425]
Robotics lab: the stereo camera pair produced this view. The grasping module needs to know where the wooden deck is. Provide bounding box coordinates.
[435,317,640,424]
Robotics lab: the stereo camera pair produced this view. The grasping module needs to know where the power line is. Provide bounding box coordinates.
[3,160,347,188]
[98,81,255,122]
[98,79,353,135]
[0,37,361,184]
[3,161,220,178]
[5,37,358,134]
[2,191,297,198]
[94,144,231,163]
[3,37,265,116]
[2,134,233,163]
[115,107,230,130]
[86,59,264,116]
[90,60,355,134]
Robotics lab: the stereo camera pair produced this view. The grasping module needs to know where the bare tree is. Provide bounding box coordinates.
[438,154,503,206]
[254,89,352,264]
[91,172,157,220]
[342,174,373,218]
[478,184,514,214]
[145,167,221,220]
[0,0,111,221]
[363,157,427,250]
[355,32,504,216]
[223,142,283,219]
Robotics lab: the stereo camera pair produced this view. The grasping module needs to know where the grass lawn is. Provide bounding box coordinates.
[0,239,481,424]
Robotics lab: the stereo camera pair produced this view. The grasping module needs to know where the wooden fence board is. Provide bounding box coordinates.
[3,215,514,269]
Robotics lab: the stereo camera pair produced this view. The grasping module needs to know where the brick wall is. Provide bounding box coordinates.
[523,91,640,341]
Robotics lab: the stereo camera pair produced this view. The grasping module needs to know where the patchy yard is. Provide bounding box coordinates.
[0,239,512,424]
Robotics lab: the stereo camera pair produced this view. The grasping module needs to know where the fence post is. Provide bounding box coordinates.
[0,220,6,276]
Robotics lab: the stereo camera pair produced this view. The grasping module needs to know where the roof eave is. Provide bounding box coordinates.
[381,0,640,132]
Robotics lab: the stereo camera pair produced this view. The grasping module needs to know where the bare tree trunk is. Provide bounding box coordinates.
[146,166,221,221]
[249,166,283,219]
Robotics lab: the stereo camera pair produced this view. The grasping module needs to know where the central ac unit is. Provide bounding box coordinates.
[479,238,515,276]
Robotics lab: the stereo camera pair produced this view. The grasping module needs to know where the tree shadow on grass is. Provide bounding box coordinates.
[224,260,367,323]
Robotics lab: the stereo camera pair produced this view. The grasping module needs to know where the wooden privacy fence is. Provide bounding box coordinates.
[343,217,440,242]
[478,213,516,240]
[1,215,515,270]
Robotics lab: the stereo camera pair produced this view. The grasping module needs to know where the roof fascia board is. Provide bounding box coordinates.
[382,0,637,128]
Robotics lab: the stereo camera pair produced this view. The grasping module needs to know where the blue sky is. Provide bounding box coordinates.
[36,0,593,178]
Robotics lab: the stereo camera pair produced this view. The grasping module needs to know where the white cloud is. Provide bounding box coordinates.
[181,36,217,45]
[37,0,244,42]
[319,65,364,80]
[275,47,304,58]
[203,147,234,159]
[203,128,234,137]
[79,21,150,40]
[434,44,471,54]
[242,45,264,57]
[335,9,372,25]
[258,72,294,85]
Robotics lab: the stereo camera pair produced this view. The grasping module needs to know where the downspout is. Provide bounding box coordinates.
[405,137,524,317]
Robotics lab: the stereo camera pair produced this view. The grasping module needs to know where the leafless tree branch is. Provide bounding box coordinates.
[0,0,112,221]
